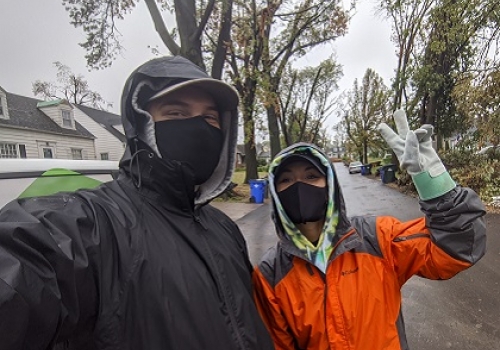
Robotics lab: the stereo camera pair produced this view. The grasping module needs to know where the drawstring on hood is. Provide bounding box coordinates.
[129,142,151,189]
[269,143,341,272]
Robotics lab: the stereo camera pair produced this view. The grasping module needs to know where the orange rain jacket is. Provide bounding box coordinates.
[253,144,486,350]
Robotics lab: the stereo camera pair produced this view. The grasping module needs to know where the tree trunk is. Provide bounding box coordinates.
[211,0,233,79]
[363,140,368,164]
[238,80,259,184]
[266,101,282,158]
[241,103,259,183]
[174,0,205,69]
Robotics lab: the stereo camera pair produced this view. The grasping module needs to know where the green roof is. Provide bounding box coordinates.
[36,98,67,108]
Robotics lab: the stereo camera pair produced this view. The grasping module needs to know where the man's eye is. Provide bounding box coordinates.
[203,114,219,121]
[166,111,186,117]
[203,115,221,128]
[277,177,291,184]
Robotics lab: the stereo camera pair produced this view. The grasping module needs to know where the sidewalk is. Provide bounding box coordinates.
[211,201,265,221]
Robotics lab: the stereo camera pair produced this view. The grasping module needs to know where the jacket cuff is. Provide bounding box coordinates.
[412,171,456,201]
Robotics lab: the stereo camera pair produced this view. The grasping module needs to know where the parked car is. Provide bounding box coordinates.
[348,161,363,174]
[0,159,119,208]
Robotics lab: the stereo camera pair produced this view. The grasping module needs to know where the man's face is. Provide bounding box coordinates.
[147,86,221,129]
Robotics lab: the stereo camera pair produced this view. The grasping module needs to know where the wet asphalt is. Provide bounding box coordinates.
[236,162,500,350]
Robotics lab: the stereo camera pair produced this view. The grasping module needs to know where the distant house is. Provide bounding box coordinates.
[235,143,271,167]
[328,145,345,159]
[0,86,96,159]
[256,143,270,164]
[236,144,245,166]
[75,104,126,161]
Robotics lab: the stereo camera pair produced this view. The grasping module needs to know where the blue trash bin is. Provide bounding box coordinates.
[361,164,372,175]
[249,179,266,204]
[380,164,397,184]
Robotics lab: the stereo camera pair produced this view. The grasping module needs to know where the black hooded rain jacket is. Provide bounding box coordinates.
[0,56,274,350]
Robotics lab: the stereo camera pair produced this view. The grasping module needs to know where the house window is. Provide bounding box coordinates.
[43,147,54,159]
[0,143,26,158]
[62,110,72,127]
[100,152,109,160]
[71,148,83,160]
[19,145,27,158]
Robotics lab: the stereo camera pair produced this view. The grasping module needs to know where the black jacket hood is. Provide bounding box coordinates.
[119,56,239,205]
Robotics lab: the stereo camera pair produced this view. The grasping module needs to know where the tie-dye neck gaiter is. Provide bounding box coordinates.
[269,146,339,273]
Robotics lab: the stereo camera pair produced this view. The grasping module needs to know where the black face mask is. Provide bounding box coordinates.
[155,116,223,184]
[278,182,328,224]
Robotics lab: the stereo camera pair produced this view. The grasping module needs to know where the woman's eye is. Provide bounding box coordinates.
[277,177,291,184]
[306,173,319,180]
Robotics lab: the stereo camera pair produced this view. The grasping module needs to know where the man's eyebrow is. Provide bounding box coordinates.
[156,99,189,108]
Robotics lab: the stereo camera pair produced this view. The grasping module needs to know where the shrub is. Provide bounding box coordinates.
[257,165,269,173]
[441,149,500,203]
[257,158,268,167]
[386,148,499,204]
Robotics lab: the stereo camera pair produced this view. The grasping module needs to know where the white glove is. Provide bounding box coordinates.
[378,109,456,200]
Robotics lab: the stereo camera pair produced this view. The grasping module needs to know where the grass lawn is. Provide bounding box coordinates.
[214,171,268,202]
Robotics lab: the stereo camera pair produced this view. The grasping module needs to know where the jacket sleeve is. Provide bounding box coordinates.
[0,194,100,349]
[377,186,486,285]
[253,267,297,350]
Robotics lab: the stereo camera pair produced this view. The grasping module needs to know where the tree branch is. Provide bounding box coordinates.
[144,0,180,55]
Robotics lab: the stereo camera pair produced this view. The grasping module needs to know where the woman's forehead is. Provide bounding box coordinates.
[277,159,323,176]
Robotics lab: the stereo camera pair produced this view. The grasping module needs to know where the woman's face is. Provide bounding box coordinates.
[275,159,326,192]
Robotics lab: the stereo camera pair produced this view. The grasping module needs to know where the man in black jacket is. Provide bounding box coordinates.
[0,56,274,350]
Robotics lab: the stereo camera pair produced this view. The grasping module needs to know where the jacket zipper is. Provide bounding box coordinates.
[324,284,331,349]
[195,214,247,349]
[295,228,356,349]
[324,228,356,349]
[393,233,430,242]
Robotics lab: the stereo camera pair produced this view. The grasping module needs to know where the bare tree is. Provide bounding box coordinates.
[63,0,233,78]
[279,57,342,146]
[32,62,110,109]
[259,0,351,157]
[343,68,390,164]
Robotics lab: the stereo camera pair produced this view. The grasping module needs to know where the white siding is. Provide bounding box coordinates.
[73,107,125,161]
[0,126,95,160]
[38,104,75,130]
[0,90,9,120]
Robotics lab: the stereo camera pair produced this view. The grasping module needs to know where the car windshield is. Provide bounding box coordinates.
[351,161,362,166]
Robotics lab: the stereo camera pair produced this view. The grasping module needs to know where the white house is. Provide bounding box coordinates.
[0,86,96,160]
[74,104,126,161]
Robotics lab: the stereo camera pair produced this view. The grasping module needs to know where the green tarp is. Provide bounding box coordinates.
[18,168,103,199]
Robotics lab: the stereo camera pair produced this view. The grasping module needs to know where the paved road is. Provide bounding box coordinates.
[237,162,500,350]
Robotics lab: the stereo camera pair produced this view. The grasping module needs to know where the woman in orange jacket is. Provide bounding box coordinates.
[252,110,487,350]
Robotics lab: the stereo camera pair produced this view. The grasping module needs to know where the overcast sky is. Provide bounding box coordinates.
[0,0,395,129]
